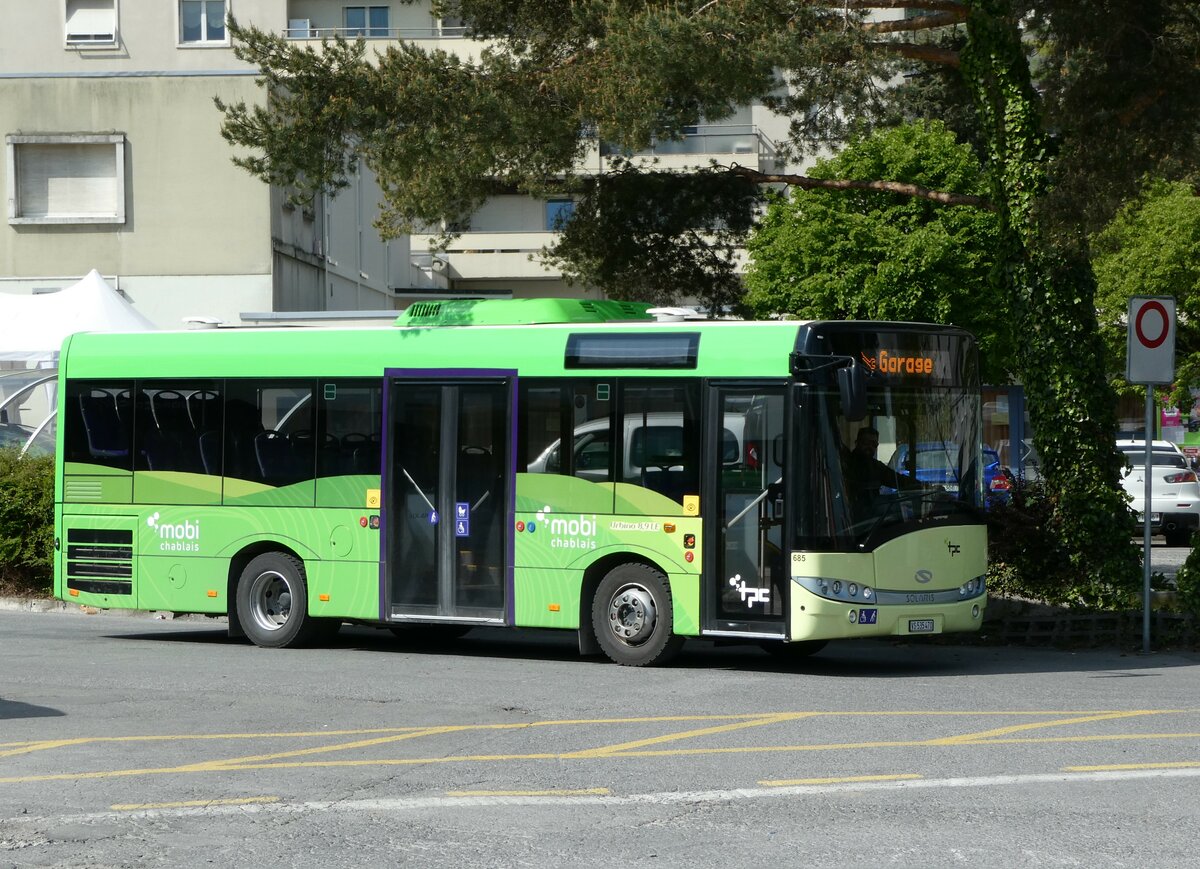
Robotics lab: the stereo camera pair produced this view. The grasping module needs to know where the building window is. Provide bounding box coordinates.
[6,134,126,225]
[65,0,118,46]
[180,0,227,44]
[344,6,389,37]
[545,199,575,231]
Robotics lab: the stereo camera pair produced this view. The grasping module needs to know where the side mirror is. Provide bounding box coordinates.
[837,361,867,422]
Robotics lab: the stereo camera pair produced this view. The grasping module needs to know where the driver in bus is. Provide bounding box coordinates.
[843,426,926,521]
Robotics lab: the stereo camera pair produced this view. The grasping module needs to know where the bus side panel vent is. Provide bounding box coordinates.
[65,527,134,596]
[64,480,103,502]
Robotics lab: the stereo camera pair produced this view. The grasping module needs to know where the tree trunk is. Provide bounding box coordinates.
[961,0,1139,601]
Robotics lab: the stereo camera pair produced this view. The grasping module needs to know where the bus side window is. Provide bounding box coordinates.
[317,379,383,479]
[224,381,314,488]
[66,381,134,471]
[571,381,613,482]
[520,383,566,475]
[132,381,221,478]
[621,381,700,503]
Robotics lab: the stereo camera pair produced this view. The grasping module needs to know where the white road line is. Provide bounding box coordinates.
[9,767,1200,826]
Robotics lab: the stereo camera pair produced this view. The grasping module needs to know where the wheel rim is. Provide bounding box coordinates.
[605,582,657,646]
[248,570,293,633]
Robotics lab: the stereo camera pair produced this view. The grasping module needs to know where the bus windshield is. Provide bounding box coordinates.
[798,380,983,550]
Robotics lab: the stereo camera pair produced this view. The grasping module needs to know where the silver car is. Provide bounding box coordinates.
[1121,451,1200,546]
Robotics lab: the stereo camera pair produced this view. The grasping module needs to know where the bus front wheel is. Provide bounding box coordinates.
[236,553,318,649]
[592,564,683,666]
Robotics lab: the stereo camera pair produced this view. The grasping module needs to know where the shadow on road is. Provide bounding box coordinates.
[0,697,65,719]
[101,621,1199,679]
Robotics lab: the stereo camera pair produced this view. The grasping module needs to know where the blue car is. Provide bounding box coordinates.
[887,442,1013,506]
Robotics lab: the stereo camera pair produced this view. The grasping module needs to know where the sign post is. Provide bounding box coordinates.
[1126,296,1176,654]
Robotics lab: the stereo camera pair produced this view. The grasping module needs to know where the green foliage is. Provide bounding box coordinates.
[0,448,54,594]
[1173,540,1200,616]
[743,121,1011,382]
[986,480,1140,609]
[1093,179,1200,410]
[1022,1,1200,237]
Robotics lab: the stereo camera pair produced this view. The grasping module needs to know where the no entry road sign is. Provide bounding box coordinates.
[1127,296,1176,384]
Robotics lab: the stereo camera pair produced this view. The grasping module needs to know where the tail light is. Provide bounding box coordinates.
[1164,471,1197,484]
[989,475,1013,492]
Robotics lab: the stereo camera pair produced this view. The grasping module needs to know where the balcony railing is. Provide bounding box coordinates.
[600,124,775,161]
[283,25,466,40]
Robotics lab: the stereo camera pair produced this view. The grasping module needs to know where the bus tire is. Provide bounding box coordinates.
[761,639,828,660]
[592,564,683,666]
[235,552,318,649]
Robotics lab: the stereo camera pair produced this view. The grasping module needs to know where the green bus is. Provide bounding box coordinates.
[53,298,987,665]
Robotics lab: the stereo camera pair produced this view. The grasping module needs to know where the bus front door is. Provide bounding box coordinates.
[705,385,788,638]
[385,377,512,625]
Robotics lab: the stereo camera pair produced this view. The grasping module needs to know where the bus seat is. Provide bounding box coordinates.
[199,430,222,475]
[78,393,130,459]
[150,390,190,433]
[187,390,220,431]
[254,430,301,483]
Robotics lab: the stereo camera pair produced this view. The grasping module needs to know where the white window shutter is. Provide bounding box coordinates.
[16,143,121,221]
[66,0,116,42]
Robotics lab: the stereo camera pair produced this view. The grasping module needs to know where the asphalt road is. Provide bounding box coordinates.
[3,608,1200,868]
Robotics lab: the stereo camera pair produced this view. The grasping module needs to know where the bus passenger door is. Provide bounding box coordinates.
[384,376,513,625]
[704,385,788,638]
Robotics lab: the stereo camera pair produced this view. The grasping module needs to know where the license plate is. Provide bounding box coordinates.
[908,619,935,633]
[1136,513,1162,523]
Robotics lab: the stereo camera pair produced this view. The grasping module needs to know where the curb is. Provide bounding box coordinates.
[0,596,225,621]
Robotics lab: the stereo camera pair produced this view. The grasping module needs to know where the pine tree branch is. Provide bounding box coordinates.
[862,11,966,34]
[870,40,961,67]
[841,1,967,11]
[727,165,995,210]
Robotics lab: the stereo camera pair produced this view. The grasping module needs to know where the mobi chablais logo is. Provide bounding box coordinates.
[536,505,598,551]
[146,512,201,553]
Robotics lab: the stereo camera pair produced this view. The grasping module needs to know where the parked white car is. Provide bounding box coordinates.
[1120,450,1200,546]
[1116,438,1186,458]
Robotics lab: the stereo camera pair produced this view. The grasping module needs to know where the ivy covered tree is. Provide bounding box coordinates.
[218,1,1200,597]
[743,121,1011,383]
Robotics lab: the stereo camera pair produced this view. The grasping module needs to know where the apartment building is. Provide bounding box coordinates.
[2,1,784,328]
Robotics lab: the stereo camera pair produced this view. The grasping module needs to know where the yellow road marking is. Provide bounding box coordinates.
[1065,760,1200,772]
[5,711,1200,785]
[760,773,922,787]
[564,712,812,758]
[180,726,468,771]
[445,788,610,797]
[111,796,280,811]
[0,738,94,758]
[925,711,1164,745]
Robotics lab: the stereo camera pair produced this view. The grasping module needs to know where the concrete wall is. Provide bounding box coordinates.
[0,74,274,327]
[1,1,286,74]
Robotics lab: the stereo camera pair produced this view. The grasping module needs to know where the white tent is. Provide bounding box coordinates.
[0,269,157,363]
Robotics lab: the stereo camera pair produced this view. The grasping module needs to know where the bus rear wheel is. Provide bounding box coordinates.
[592,564,683,666]
[236,553,318,649]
